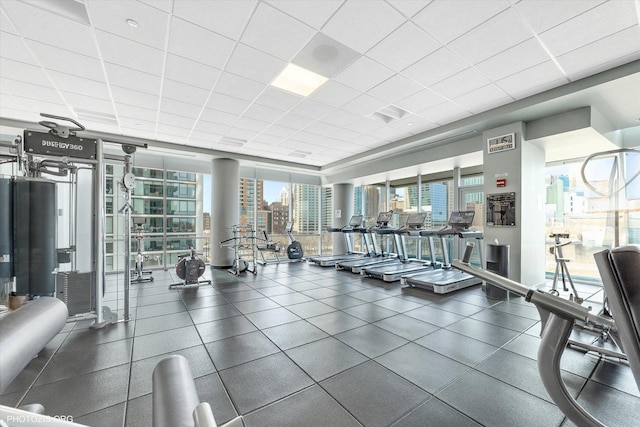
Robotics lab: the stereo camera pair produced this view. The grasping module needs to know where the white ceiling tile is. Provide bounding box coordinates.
[402,48,467,87]
[173,0,256,40]
[308,80,359,107]
[388,114,437,132]
[332,128,362,142]
[304,121,342,137]
[86,0,169,50]
[419,101,472,125]
[111,86,159,110]
[157,123,190,137]
[26,40,105,79]
[413,0,509,44]
[322,0,405,54]
[0,31,38,65]
[351,133,382,146]
[515,0,606,34]
[158,112,196,129]
[262,124,297,138]
[225,43,287,84]
[251,134,282,145]
[319,109,360,127]
[334,56,395,92]
[341,94,388,116]
[234,117,270,133]
[120,126,157,140]
[193,121,229,136]
[496,61,568,99]
[394,88,447,113]
[289,99,334,120]
[48,71,111,100]
[164,54,220,90]
[431,68,491,99]
[558,26,640,80]
[162,79,210,106]
[289,131,321,144]
[254,86,303,110]
[538,0,639,57]
[226,127,259,141]
[0,78,63,104]
[0,58,49,86]
[168,17,236,69]
[475,38,550,81]
[267,0,343,30]
[348,117,384,134]
[118,116,155,131]
[242,103,285,123]
[0,107,33,122]
[274,113,314,129]
[367,22,441,72]
[241,2,316,61]
[78,120,119,134]
[96,30,164,75]
[115,104,157,122]
[214,72,265,101]
[367,126,412,142]
[453,84,513,114]
[367,74,424,104]
[2,0,98,58]
[1,10,17,34]
[104,63,160,95]
[199,108,238,126]
[62,92,115,114]
[387,0,432,18]
[9,95,70,117]
[138,0,173,13]
[448,9,533,64]
[207,92,250,115]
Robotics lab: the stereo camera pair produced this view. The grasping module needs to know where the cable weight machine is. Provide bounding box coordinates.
[220,224,258,275]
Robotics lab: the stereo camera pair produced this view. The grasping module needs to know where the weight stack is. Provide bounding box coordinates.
[12,177,58,296]
[0,177,12,280]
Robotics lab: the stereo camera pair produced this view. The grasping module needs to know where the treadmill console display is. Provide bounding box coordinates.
[349,214,364,227]
[406,212,427,227]
[285,221,293,232]
[376,211,393,226]
[448,211,475,228]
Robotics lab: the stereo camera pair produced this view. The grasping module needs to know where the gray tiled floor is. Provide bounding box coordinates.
[3,262,639,426]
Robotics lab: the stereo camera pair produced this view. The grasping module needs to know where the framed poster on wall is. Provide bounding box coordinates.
[486,192,516,227]
[487,133,515,154]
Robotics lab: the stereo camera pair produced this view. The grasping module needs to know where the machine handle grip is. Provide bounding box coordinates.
[462,242,475,263]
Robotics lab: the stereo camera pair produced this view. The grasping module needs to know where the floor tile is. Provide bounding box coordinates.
[591,358,640,397]
[124,393,151,427]
[74,403,125,427]
[223,289,266,302]
[218,352,314,413]
[445,317,520,347]
[256,285,295,297]
[321,361,430,427]
[135,300,186,319]
[393,397,481,427]
[134,311,193,336]
[285,337,368,382]
[373,313,439,341]
[262,320,328,350]
[306,311,367,335]
[243,385,361,427]
[182,294,229,310]
[503,332,541,360]
[59,321,135,352]
[205,331,280,370]
[232,297,281,314]
[244,307,301,329]
[132,326,201,361]
[301,287,343,299]
[319,294,367,309]
[372,296,423,313]
[571,380,640,427]
[346,289,390,302]
[470,308,538,332]
[415,329,499,367]
[195,373,240,425]
[285,300,336,318]
[135,292,183,307]
[188,303,242,324]
[342,302,399,322]
[268,292,314,306]
[335,324,408,358]
[283,281,323,292]
[403,304,465,327]
[196,316,257,343]
[428,299,484,316]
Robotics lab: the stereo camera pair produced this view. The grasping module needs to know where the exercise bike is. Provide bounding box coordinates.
[169,246,211,289]
[130,217,153,283]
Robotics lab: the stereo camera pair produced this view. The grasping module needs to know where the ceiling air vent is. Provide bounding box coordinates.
[219,136,246,147]
[74,108,118,126]
[369,105,409,124]
[289,150,312,158]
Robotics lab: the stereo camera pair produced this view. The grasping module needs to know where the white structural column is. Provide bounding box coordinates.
[210,158,239,267]
[332,183,354,255]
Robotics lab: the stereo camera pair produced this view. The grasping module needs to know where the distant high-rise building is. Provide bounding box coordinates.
[270,201,289,234]
[293,184,319,233]
[280,185,290,206]
[203,212,210,231]
[546,179,565,223]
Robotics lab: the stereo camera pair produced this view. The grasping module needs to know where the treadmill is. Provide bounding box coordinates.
[307,214,368,267]
[336,211,404,273]
[402,211,483,294]
[361,212,436,282]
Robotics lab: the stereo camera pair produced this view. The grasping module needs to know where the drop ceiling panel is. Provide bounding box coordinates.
[514,0,605,34]
[11,96,70,117]
[64,92,115,114]
[254,86,303,110]
[49,71,111,100]
[334,56,395,93]
[387,0,430,18]
[234,117,271,133]
[348,117,384,134]
[0,9,17,33]
[420,101,472,125]
[274,113,314,129]
[164,54,221,90]
[289,99,334,120]
[453,84,513,114]
[214,72,266,101]
[367,22,440,72]
[448,9,533,65]
[243,103,286,122]
[496,60,568,99]
[0,58,50,86]
[0,32,38,65]
[111,86,159,110]
[395,88,447,114]
[26,40,105,78]
[367,74,424,104]
[319,109,360,127]
[321,0,405,53]
[308,80,359,107]
[413,0,509,45]
[538,0,639,57]
[162,79,211,106]
[402,48,468,87]
[267,0,343,30]
[104,63,160,94]
[225,43,287,84]
[430,68,491,99]
[118,116,155,131]
[475,38,551,81]
[207,93,251,115]
[192,121,229,136]
[158,112,196,129]
[198,108,238,126]
[168,17,235,69]
[1,78,63,104]
[241,2,315,61]
[172,0,256,40]
[2,1,97,58]
[86,0,169,50]
[341,94,388,117]
[262,124,297,138]
[115,104,157,122]
[96,30,164,76]
[557,26,640,80]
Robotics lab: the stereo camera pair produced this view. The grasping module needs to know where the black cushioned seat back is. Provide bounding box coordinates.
[594,244,640,392]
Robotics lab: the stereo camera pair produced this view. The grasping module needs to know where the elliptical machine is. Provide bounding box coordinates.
[170,246,211,289]
[284,221,304,261]
[131,217,154,283]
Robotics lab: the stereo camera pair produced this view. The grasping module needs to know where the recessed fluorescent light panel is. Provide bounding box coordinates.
[271,63,328,97]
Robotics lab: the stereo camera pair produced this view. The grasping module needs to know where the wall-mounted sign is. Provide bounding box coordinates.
[23,130,97,160]
[486,192,516,227]
[487,133,515,154]
[496,178,507,187]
